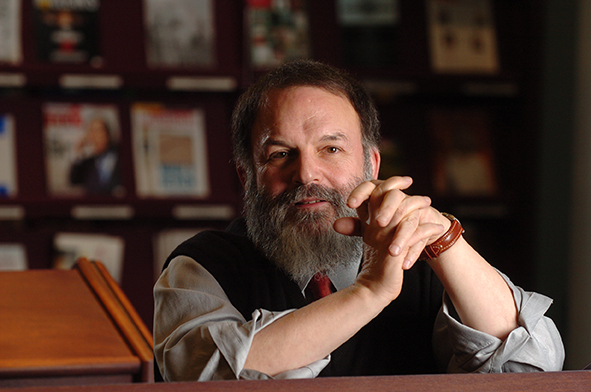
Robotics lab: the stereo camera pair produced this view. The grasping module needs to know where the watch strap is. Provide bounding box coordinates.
[420,212,464,260]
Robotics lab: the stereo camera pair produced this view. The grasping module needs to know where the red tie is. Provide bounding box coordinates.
[306,272,334,301]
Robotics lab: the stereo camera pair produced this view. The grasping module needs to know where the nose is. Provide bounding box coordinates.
[293,151,321,186]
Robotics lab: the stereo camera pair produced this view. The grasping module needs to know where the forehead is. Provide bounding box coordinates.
[252,86,361,145]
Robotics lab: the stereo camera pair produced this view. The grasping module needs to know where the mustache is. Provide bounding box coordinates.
[268,183,347,210]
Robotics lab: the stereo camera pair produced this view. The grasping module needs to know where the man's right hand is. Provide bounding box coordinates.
[334,176,447,303]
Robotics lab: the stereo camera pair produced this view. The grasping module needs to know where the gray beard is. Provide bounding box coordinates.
[243,179,365,284]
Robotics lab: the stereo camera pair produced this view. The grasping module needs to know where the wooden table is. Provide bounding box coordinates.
[6,371,591,392]
[0,259,153,388]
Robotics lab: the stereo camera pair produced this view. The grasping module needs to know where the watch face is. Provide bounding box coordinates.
[441,212,456,222]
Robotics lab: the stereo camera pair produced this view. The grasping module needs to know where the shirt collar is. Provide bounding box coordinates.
[297,256,362,294]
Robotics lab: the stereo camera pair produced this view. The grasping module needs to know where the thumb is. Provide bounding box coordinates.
[334,217,362,237]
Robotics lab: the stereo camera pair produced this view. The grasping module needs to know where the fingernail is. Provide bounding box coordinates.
[403,259,412,269]
[390,245,401,256]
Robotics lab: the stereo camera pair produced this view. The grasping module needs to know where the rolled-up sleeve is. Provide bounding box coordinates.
[433,270,565,373]
[154,256,329,381]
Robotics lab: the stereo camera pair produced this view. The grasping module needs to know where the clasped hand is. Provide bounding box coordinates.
[334,176,449,302]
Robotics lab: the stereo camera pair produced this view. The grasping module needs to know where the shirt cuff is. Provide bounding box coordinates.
[434,271,565,373]
[209,308,330,379]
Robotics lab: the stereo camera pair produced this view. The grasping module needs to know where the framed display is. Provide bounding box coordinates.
[246,0,311,69]
[53,232,125,283]
[131,103,210,198]
[42,102,124,197]
[426,0,499,74]
[429,108,499,197]
[32,0,102,65]
[0,243,27,271]
[143,0,216,68]
[0,114,17,198]
[0,0,22,64]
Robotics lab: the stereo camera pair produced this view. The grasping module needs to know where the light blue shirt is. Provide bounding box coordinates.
[154,256,565,381]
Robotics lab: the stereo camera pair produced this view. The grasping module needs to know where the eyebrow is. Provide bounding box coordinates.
[262,132,350,149]
[320,132,349,143]
[262,138,289,149]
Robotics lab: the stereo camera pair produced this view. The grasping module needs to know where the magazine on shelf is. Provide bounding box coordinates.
[0,114,17,198]
[143,0,216,68]
[429,108,498,197]
[246,0,311,70]
[426,0,499,74]
[0,0,22,64]
[52,232,125,283]
[0,243,27,271]
[131,103,210,198]
[153,228,204,280]
[336,0,400,67]
[42,102,124,197]
[337,0,399,26]
[32,0,101,65]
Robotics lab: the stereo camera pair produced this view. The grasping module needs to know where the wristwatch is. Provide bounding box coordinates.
[420,212,465,260]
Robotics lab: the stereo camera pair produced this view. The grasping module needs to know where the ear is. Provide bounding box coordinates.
[370,147,381,180]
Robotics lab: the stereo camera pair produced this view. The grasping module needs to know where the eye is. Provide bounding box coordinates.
[269,150,289,161]
[326,146,341,154]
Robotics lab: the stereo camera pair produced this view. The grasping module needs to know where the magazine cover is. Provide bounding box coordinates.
[33,0,101,64]
[0,114,17,198]
[143,0,216,68]
[336,0,400,67]
[42,102,123,197]
[246,0,311,69]
[0,243,27,271]
[52,232,125,283]
[426,0,499,74]
[131,103,209,198]
[429,108,498,197]
[153,228,204,280]
[0,0,22,64]
[337,0,399,26]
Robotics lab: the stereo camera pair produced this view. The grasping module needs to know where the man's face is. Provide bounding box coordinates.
[250,86,375,212]
[242,86,378,281]
[87,119,110,154]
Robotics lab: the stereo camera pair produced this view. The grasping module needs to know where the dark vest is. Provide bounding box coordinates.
[163,219,444,377]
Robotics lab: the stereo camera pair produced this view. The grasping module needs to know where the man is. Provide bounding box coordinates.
[69,117,121,195]
[154,60,564,381]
